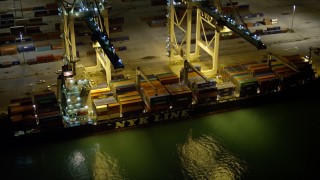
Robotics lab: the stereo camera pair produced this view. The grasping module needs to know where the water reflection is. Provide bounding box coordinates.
[93,143,126,180]
[64,149,91,179]
[177,131,247,180]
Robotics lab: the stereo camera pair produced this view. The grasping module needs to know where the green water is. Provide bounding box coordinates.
[1,94,320,180]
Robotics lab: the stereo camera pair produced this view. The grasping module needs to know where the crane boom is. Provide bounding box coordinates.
[200,6,267,49]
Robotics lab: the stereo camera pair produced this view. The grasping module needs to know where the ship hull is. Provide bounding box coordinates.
[5,77,320,148]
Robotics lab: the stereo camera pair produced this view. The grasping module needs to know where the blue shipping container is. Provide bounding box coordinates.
[17,44,35,52]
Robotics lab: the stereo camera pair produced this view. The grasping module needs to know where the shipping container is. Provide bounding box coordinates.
[11,115,37,131]
[34,10,48,17]
[10,97,33,107]
[120,99,144,117]
[47,31,61,40]
[10,26,25,36]
[17,44,35,52]
[35,41,51,51]
[25,26,41,34]
[38,112,63,129]
[165,83,192,108]
[9,105,34,116]
[15,19,29,26]
[110,80,136,96]
[51,43,63,50]
[0,19,14,28]
[0,13,14,19]
[54,55,63,61]
[216,82,235,97]
[2,61,12,68]
[156,72,179,85]
[0,32,11,37]
[0,45,17,56]
[28,18,43,26]
[32,33,48,41]
[12,60,20,66]
[26,58,37,65]
[36,56,46,63]
[0,35,16,44]
[15,36,32,43]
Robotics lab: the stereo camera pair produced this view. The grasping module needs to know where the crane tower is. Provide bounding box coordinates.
[167,0,266,74]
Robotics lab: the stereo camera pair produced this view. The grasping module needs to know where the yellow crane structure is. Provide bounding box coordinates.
[167,0,266,75]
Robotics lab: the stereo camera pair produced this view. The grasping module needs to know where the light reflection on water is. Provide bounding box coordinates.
[62,144,127,180]
[2,93,319,179]
[63,149,90,179]
[177,131,247,180]
[92,144,127,180]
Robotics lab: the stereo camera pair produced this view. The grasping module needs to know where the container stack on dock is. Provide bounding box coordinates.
[8,97,37,135]
[34,91,63,130]
[35,41,51,51]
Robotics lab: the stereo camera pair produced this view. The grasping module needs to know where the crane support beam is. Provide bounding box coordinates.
[136,67,158,96]
[182,60,210,84]
[268,53,299,72]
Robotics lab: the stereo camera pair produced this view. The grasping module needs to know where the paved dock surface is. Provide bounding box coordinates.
[1,0,320,112]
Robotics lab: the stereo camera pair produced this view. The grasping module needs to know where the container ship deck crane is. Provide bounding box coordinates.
[167,0,266,74]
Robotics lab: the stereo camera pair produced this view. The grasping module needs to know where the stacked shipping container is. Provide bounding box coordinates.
[139,78,171,112]
[183,70,217,102]
[34,91,63,129]
[8,97,37,133]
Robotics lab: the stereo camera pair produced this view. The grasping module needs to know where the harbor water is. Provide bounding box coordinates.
[1,93,320,180]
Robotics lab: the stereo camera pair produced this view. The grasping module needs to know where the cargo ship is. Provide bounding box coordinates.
[2,53,319,147]
[1,0,320,148]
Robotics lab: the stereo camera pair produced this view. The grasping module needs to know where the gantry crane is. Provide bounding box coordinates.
[58,0,123,83]
[167,0,266,74]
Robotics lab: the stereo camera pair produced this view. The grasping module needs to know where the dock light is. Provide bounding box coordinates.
[19,32,26,64]
[291,5,296,32]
